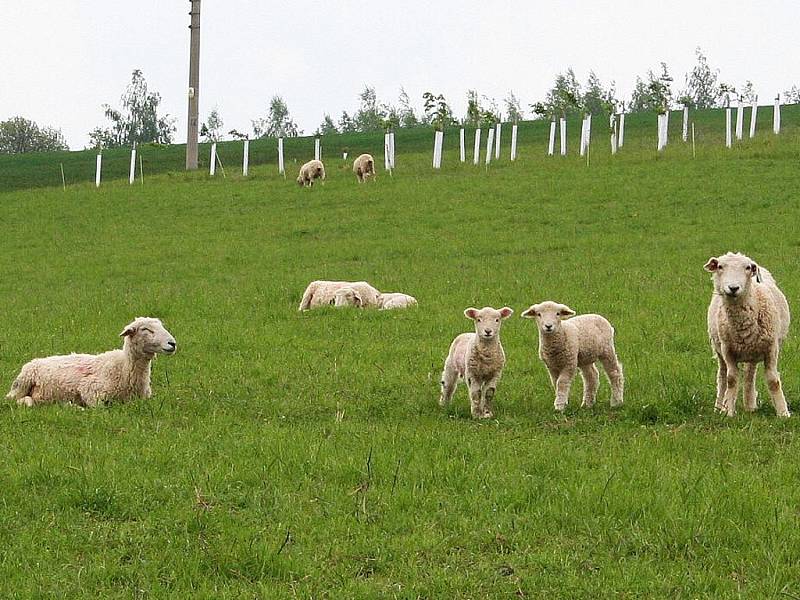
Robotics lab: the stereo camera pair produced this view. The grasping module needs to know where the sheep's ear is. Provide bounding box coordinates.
[520,306,537,319]
[499,307,514,319]
[354,291,363,307]
[704,257,719,272]
[464,308,479,320]
[119,324,137,337]
[751,263,761,282]
[557,305,576,318]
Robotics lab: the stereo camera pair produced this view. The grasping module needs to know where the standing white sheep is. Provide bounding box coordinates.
[705,252,791,417]
[439,306,514,419]
[298,280,381,310]
[521,301,623,411]
[5,317,177,407]
[297,159,326,187]
[353,153,376,183]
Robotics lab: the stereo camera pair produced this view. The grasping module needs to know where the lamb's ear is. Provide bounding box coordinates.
[464,308,479,320]
[704,257,719,272]
[499,307,514,319]
[119,324,137,337]
[557,305,576,318]
[520,306,537,319]
[751,263,761,282]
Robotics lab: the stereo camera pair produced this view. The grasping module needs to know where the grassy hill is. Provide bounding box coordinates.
[1,108,800,597]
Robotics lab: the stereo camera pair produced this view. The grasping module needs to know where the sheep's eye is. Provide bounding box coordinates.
[745,265,751,271]
[141,328,153,334]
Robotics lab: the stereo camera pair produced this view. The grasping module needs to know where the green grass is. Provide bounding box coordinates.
[1,111,800,597]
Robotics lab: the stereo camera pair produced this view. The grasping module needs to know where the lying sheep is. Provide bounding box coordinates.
[705,252,791,417]
[353,153,376,183]
[439,306,514,419]
[378,292,417,310]
[334,286,364,308]
[521,301,623,411]
[297,159,326,187]
[5,317,176,407]
[298,280,381,311]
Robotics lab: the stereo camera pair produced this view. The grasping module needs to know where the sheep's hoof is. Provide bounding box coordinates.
[481,411,494,419]
[554,404,566,413]
[778,411,791,418]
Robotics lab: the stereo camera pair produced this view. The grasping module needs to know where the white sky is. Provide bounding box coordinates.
[2,1,798,149]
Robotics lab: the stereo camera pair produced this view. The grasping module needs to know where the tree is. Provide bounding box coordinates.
[353,86,386,132]
[504,90,524,123]
[465,90,482,126]
[422,92,457,130]
[338,111,357,133]
[318,114,338,135]
[738,81,757,103]
[681,48,722,109]
[537,69,582,118]
[397,87,419,128]
[785,85,800,104]
[200,107,224,142]
[88,69,175,148]
[252,95,300,138]
[581,72,617,116]
[0,117,69,154]
[630,63,673,112]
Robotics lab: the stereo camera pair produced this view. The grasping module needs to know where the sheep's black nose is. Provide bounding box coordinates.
[728,285,740,293]
[167,341,176,349]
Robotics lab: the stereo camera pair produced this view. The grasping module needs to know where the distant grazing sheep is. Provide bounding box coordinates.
[297,159,326,187]
[378,292,417,310]
[6,317,176,407]
[521,301,623,411]
[353,153,376,183]
[705,252,791,417]
[439,306,513,418]
[299,280,381,311]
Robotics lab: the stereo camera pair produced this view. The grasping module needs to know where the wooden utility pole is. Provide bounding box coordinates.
[186,0,201,169]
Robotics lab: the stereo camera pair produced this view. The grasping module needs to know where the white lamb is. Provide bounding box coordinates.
[353,153,376,183]
[439,306,514,419]
[5,317,176,407]
[297,159,326,187]
[705,252,791,417]
[298,280,381,311]
[333,286,364,308]
[521,301,623,411]
[378,292,417,310]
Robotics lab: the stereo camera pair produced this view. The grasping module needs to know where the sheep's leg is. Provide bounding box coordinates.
[554,370,574,412]
[481,375,501,419]
[714,354,727,413]
[467,377,483,419]
[764,349,790,418]
[579,364,599,408]
[722,351,739,417]
[439,363,458,408]
[601,356,624,407]
[743,363,759,412]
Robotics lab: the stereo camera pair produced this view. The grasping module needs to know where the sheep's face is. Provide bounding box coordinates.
[464,306,514,340]
[521,301,576,335]
[334,287,363,308]
[704,252,759,300]
[120,317,177,356]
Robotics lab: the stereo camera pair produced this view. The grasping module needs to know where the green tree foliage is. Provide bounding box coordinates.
[680,48,722,109]
[318,114,338,135]
[422,92,457,130]
[88,69,175,148]
[0,116,68,154]
[785,85,800,104]
[200,107,224,142]
[536,69,583,119]
[630,63,673,113]
[252,95,300,138]
[504,90,524,123]
[397,87,419,128]
[582,72,617,116]
[354,86,386,132]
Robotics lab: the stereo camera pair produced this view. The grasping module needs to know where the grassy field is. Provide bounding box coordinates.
[1,112,800,598]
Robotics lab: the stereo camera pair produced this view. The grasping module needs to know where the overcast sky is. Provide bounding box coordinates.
[2,1,798,149]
